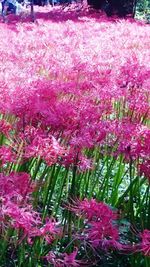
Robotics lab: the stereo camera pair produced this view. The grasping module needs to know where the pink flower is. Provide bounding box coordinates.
[39,218,61,244]
[78,155,93,172]
[0,119,12,137]
[0,171,61,244]
[72,198,117,222]
[46,249,83,267]
[1,201,41,235]
[87,220,119,248]
[25,135,64,166]
[0,172,34,200]
[141,230,150,256]
[63,249,80,267]
[1,198,60,244]
[0,146,16,165]
[139,160,150,182]
[70,199,119,249]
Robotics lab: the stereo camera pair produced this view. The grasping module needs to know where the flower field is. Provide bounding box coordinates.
[0,6,150,267]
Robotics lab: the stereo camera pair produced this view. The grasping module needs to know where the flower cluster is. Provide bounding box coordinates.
[25,135,65,166]
[0,5,149,265]
[71,199,150,257]
[0,9,149,171]
[0,172,60,244]
[71,199,119,249]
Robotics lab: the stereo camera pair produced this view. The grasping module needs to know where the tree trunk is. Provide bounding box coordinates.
[31,0,35,22]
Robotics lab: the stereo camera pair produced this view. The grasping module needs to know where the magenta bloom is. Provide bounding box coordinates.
[46,249,83,267]
[63,249,81,267]
[39,218,61,244]
[0,172,34,200]
[139,160,150,182]
[0,172,60,244]
[70,199,119,249]
[87,220,119,248]
[72,198,117,221]
[0,119,12,136]
[141,230,150,256]
[0,146,16,165]
[25,135,64,166]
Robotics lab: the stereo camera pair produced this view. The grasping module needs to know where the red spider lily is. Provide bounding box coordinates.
[39,218,61,244]
[87,220,119,248]
[70,198,117,221]
[0,146,16,165]
[46,249,84,267]
[0,119,12,137]
[25,135,65,166]
[141,230,150,256]
[139,160,150,182]
[0,172,34,200]
[68,199,120,250]
[0,172,61,243]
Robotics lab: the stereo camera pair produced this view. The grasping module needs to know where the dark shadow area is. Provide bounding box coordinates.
[87,0,136,17]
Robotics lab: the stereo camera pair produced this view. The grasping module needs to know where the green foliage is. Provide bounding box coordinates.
[136,0,150,21]
[137,0,150,12]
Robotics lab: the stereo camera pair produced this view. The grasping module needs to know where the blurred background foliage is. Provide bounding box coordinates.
[136,0,150,21]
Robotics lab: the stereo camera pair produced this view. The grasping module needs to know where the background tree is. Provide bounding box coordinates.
[136,0,150,12]
[87,0,138,17]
